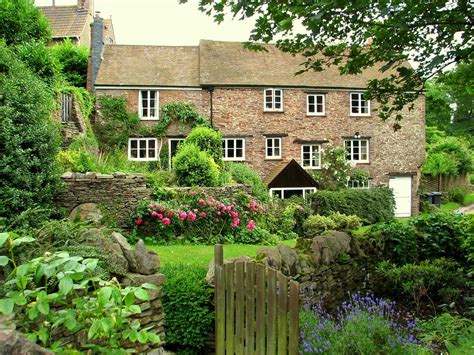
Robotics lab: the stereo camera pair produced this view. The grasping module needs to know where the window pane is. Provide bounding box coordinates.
[148,139,155,148]
[308,95,315,104]
[267,139,273,149]
[228,140,234,149]
[130,140,138,149]
[236,148,243,157]
[274,139,280,148]
[274,147,280,156]
[236,139,243,148]
[316,95,323,104]
[148,149,156,158]
[139,140,147,149]
[267,147,272,156]
[142,108,148,117]
[149,91,155,100]
[228,149,235,158]
[141,91,148,100]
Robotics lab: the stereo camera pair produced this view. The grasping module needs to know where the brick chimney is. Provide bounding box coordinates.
[86,12,104,93]
[77,0,93,13]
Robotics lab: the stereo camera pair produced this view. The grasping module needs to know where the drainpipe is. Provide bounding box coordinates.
[209,86,214,127]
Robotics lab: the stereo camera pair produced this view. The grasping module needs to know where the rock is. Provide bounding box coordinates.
[134,240,160,275]
[111,232,138,271]
[256,247,282,270]
[277,244,301,276]
[310,231,351,266]
[0,329,53,354]
[122,273,166,287]
[206,256,251,287]
[69,203,103,223]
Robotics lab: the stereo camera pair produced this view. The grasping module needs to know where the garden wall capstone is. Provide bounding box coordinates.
[55,172,252,229]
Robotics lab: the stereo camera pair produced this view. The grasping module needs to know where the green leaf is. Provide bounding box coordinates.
[0,299,14,315]
[28,306,39,320]
[0,233,9,248]
[0,256,9,266]
[65,317,78,331]
[38,327,49,345]
[100,318,113,334]
[88,321,99,339]
[37,302,50,315]
[134,288,150,301]
[129,305,141,314]
[98,286,113,306]
[137,331,148,344]
[8,291,27,306]
[12,237,35,246]
[129,329,138,342]
[59,276,74,295]
[124,291,135,307]
[148,332,160,344]
[16,264,30,278]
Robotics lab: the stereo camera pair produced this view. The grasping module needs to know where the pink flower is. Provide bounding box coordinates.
[162,218,171,225]
[157,213,163,219]
[135,218,143,225]
[167,211,174,217]
[188,212,197,221]
[190,191,197,195]
[209,196,215,204]
[179,211,187,221]
[200,212,207,218]
[151,211,158,217]
[217,211,222,216]
[149,203,156,209]
[199,199,207,206]
[246,220,255,230]
[193,209,198,213]
[158,206,164,212]
[231,217,240,228]
[230,211,239,218]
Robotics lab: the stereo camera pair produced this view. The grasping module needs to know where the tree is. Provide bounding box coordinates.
[0,0,51,45]
[52,39,89,87]
[0,43,62,220]
[187,0,473,121]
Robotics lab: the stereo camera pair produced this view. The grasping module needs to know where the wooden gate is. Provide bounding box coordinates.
[214,245,300,355]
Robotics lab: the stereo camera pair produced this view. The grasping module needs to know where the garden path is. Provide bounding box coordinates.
[456,203,474,214]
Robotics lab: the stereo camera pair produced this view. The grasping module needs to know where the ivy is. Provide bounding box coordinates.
[151,102,211,136]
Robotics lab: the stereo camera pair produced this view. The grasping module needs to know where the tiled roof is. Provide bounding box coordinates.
[95,45,200,87]
[264,159,318,188]
[39,6,88,38]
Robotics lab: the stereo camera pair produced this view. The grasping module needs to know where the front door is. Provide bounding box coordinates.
[389,176,412,217]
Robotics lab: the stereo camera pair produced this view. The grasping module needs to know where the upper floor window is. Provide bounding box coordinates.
[307,94,325,116]
[266,137,282,159]
[301,144,321,169]
[264,88,283,112]
[223,138,245,161]
[345,139,369,162]
[128,138,158,161]
[61,93,72,123]
[350,93,370,116]
[139,90,159,119]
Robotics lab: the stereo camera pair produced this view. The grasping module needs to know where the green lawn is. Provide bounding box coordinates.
[440,201,461,212]
[463,192,474,206]
[147,239,296,268]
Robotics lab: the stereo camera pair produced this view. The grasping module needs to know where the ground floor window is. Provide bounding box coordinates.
[301,144,321,169]
[168,138,185,169]
[347,179,370,189]
[128,138,158,161]
[223,138,245,161]
[269,187,316,200]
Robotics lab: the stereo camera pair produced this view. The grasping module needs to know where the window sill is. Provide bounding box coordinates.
[265,158,283,161]
[306,113,326,117]
[139,117,160,121]
[223,159,246,162]
[351,161,370,165]
[263,110,284,113]
[350,114,371,118]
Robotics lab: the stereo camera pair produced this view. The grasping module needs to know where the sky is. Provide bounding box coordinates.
[35,0,257,45]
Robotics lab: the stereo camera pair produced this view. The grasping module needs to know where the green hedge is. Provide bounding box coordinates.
[310,187,395,224]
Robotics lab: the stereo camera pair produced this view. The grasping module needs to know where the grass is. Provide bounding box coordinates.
[147,239,296,268]
[463,192,474,206]
[440,201,461,212]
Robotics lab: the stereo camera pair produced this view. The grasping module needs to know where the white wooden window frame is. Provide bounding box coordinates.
[344,139,370,163]
[301,144,321,169]
[168,138,185,170]
[128,138,158,161]
[265,137,282,159]
[350,92,370,116]
[306,94,325,116]
[269,187,316,200]
[263,88,284,112]
[139,90,159,120]
[348,179,370,189]
[222,138,246,161]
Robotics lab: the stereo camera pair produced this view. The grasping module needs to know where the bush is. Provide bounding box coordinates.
[312,144,353,191]
[173,143,220,186]
[328,212,362,231]
[51,38,88,87]
[447,186,468,204]
[0,43,62,222]
[227,162,269,202]
[303,215,336,237]
[184,126,223,166]
[311,187,395,224]
[161,264,214,353]
[234,226,280,245]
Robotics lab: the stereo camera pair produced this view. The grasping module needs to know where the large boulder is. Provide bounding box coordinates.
[256,247,282,271]
[111,232,138,272]
[134,240,160,275]
[0,329,52,355]
[69,203,103,223]
[310,231,351,266]
[206,256,252,287]
[277,244,301,276]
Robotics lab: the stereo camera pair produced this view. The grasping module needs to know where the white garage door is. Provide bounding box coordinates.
[389,176,412,217]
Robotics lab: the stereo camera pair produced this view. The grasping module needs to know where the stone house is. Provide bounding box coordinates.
[91,40,425,217]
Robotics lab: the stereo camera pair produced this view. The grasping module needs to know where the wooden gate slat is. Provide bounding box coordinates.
[225,263,235,355]
[244,262,255,355]
[235,261,245,355]
[288,281,300,355]
[277,274,288,355]
[266,268,277,355]
[216,265,226,355]
[255,264,266,355]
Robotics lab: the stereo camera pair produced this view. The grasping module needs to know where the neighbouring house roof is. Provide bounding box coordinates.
[103,18,115,44]
[39,5,89,39]
[264,160,318,189]
[95,45,200,87]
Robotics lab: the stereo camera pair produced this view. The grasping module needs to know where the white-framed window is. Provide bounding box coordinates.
[222,138,245,161]
[350,92,370,116]
[266,137,282,159]
[139,90,159,119]
[345,139,369,162]
[168,138,185,170]
[270,187,316,200]
[61,93,72,123]
[301,144,321,169]
[128,138,158,161]
[307,94,325,116]
[264,88,283,112]
[348,180,370,189]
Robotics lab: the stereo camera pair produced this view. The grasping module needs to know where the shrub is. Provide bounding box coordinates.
[328,212,362,231]
[234,227,280,245]
[300,292,426,354]
[161,264,214,353]
[0,43,62,222]
[312,144,353,191]
[173,143,220,186]
[303,215,336,237]
[184,126,223,166]
[51,38,88,87]
[424,136,473,176]
[447,186,468,204]
[311,187,395,224]
[227,162,269,202]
